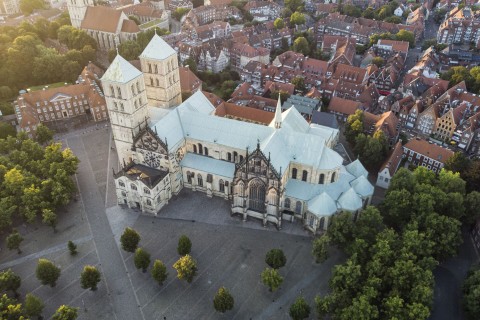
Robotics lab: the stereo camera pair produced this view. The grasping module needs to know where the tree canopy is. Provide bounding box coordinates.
[316,166,470,319]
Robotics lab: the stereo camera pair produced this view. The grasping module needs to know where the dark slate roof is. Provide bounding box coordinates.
[114,163,169,188]
[311,111,339,129]
[282,95,320,116]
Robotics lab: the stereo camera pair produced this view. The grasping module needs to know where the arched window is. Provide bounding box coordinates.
[134,100,138,109]
[292,168,297,179]
[319,174,325,184]
[248,179,266,212]
[233,151,238,162]
[131,184,137,190]
[120,103,124,111]
[156,79,159,87]
[150,78,154,86]
[284,198,291,209]
[197,174,203,187]
[319,217,325,230]
[186,171,192,184]
[331,172,336,183]
[119,181,125,187]
[148,63,152,73]
[239,155,244,162]
[136,82,140,92]
[144,188,150,194]
[295,201,302,214]
[302,170,308,182]
[110,85,115,96]
[131,84,135,95]
[116,87,122,99]
[193,145,197,153]
[114,102,118,110]
[147,199,152,206]
[204,147,208,156]
[219,179,225,193]
[227,152,232,161]
[198,143,203,154]
[121,191,126,197]
[154,64,158,74]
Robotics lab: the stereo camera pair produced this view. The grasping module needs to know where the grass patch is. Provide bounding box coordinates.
[28,82,69,92]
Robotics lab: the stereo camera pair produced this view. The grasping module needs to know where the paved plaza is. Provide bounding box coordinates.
[0,125,341,320]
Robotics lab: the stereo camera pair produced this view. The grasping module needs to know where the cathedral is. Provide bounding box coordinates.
[101,35,374,234]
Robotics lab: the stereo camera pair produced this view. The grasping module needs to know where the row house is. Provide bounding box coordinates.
[198,45,229,73]
[438,44,480,68]
[377,141,403,189]
[406,6,426,40]
[185,5,241,26]
[363,111,400,147]
[190,21,231,42]
[321,35,356,54]
[15,64,107,137]
[452,111,480,150]
[316,12,419,46]
[433,101,469,141]
[169,0,193,10]
[243,1,281,22]
[228,42,270,71]
[328,37,356,68]
[403,138,454,173]
[327,96,363,122]
[408,47,441,78]
[373,39,409,61]
[371,53,405,92]
[401,74,449,98]
[437,7,480,48]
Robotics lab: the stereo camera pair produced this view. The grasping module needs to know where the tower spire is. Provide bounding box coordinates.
[274,95,282,129]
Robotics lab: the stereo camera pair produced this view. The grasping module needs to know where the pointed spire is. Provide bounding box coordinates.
[274,95,282,129]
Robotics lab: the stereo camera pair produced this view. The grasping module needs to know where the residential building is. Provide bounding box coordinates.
[437,6,480,48]
[363,111,400,146]
[179,66,202,96]
[403,138,454,173]
[1,0,20,15]
[377,141,403,189]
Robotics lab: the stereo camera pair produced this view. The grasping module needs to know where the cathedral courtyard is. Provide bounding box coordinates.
[0,125,343,319]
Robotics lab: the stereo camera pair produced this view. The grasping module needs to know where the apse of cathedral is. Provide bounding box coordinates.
[102,35,374,234]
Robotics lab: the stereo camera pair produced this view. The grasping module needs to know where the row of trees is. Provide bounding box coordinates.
[368,29,416,48]
[0,133,79,237]
[0,15,97,97]
[341,1,407,23]
[314,166,473,319]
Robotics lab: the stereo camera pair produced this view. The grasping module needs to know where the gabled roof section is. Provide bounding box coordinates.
[140,34,177,61]
[101,54,143,83]
[350,175,374,197]
[346,159,368,178]
[337,188,363,211]
[308,192,337,217]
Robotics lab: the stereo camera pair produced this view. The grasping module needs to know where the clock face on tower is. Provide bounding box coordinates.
[144,151,160,168]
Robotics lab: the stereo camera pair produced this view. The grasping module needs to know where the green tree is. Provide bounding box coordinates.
[0,269,21,296]
[67,240,77,255]
[265,249,287,269]
[128,15,141,25]
[384,16,402,23]
[151,259,168,286]
[36,258,61,287]
[120,227,140,252]
[463,265,480,319]
[261,268,283,292]
[177,235,192,255]
[0,294,25,319]
[312,235,330,263]
[173,254,197,283]
[52,305,78,320]
[7,229,24,254]
[354,206,385,245]
[326,211,354,248]
[183,57,197,74]
[24,293,44,319]
[80,265,101,291]
[274,18,285,29]
[284,0,303,12]
[172,7,190,21]
[0,123,17,140]
[395,30,415,48]
[289,296,310,320]
[19,0,46,15]
[445,152,471,174]
[290,11,306,26]
[424,213,462,261]
[344,110,364,144]
[372,57,385,67]
[292,37,309,55]
[362,7,375,19]
[213,286,234,313]
[387,167,415,193]
[465,191,480,225]
[134,248,151,273]
[42,208,57,232]
[342,4,362,17]
[291,76,306,93]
